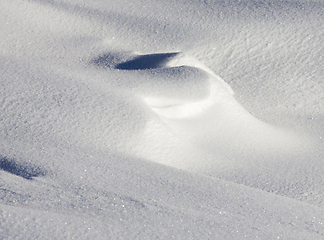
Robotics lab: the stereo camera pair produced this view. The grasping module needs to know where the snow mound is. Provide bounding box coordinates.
[113,52,234,118]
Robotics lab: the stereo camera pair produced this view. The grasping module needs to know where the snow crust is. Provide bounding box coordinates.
[1,0,324,239]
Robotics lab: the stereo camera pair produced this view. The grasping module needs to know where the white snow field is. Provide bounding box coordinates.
[1,0,324,239]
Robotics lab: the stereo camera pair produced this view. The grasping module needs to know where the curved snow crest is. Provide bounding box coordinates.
[121,52,234,119]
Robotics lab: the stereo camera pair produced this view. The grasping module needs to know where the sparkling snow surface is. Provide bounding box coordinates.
[1,0,324,239]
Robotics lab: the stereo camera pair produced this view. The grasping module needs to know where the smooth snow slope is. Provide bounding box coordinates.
[1,0,324,239]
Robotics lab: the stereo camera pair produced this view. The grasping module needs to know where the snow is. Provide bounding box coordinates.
[1,0,324,239]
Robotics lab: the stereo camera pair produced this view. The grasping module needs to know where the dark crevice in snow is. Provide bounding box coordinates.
[115,53,179,70]
[0,157,47,180]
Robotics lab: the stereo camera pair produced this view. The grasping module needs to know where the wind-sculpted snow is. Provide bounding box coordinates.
[1,0,324,239]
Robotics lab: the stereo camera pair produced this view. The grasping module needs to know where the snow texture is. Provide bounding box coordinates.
[1,0,324,239]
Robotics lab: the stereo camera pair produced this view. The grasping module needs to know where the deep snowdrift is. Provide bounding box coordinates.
[1,0,324,239]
